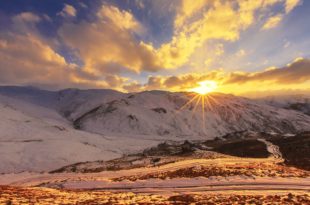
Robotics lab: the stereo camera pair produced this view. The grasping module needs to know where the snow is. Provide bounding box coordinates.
[258,139,282,160]
[77,92,310,139]
[261,94,310,115]
[0,94,161,173]
[1,157,309,195]
[0,87,309,173]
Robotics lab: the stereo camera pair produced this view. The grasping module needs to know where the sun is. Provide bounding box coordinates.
[190,80,218,95]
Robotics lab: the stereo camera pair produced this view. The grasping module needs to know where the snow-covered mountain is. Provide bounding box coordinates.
[0,91,159,173]
[2,87,308,139]
[261,94,310,116]
[0,86,124,119]
[73,91,310,139]
[0,86,309,173]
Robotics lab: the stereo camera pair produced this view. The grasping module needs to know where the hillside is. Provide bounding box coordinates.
[0,86,309,173]
[73,91,310,139]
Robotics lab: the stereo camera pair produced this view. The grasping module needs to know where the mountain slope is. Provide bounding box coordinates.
[262,94,310,116]
[74,91,310,139]
[0,87,309,173]
[0,86,125,120]
[0,94,160,173]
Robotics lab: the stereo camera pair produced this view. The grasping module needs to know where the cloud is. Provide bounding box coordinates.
[225,58,310,84]
[58,4,77,17]
[0,31,128,90]
[134,0,145,9]
[79,2,88,9]
[42,14,52,22]
[284,40,291,48]
[12,12,41,23]
[174,0,209,28]
[59,5,161,76]
[261,0,301,30]
[0,32,73,86]
[0,1,307,94]
[54,0,300,79]
[104,75,128,87]
[2,11,309,95]
[0,12,131,90]
[123,58,310,96]
[145,76,163,90]
[285,0,301,13]
[262,14,283,30]
[123,81,143,93]
[11,12,41,33]
[123,71,224,92]
[58,0,291,76]
[97,5,140,31]
[0,13,81,88]
[236,49,246,57]
[155,0,286,69]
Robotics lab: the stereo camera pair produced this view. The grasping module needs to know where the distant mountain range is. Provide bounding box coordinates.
[0,86,309,173]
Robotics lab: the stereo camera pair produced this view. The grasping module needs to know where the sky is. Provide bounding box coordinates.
[0,0,309,97]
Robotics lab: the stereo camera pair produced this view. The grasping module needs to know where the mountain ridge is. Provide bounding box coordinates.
[0,86,309,173]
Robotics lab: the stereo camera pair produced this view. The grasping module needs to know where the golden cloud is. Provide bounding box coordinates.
[0,1,305,94]
[174,0,210,28]
[0,13,129,90]
[59,5,161,76]
[123,71,224,92]
[58,0,293,74]
[123,58,310,96]
[97,5,140,31]
[0,33,72,86]
[225,58,310,84]
[58,4,76,17]
[285,0,301,13]
[262,14,283,30]
[156,0,287,69]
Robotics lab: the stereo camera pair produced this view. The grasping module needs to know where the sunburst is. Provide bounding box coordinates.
[190,80,218,95]
[178,81,219,134]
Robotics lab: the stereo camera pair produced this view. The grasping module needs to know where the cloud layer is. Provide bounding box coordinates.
[225,58,310,84]
[0,0,307,96]
[123,58,310,96]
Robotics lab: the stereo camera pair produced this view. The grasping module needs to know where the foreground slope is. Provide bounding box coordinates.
[1,153,309,204]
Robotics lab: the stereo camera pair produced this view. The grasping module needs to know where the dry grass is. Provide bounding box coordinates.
[0,186,309,205]
[0,186,166,205]
[112,162,310,182]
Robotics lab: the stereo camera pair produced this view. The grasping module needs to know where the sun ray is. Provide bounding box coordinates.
[207,94,220,106]
[190,95,202,120]
[178,94,200,112]
[192,95,201,113]
[205,94,220,114]
[204,95,214,112]
[202,95,205,133]
[177,81,220,134]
